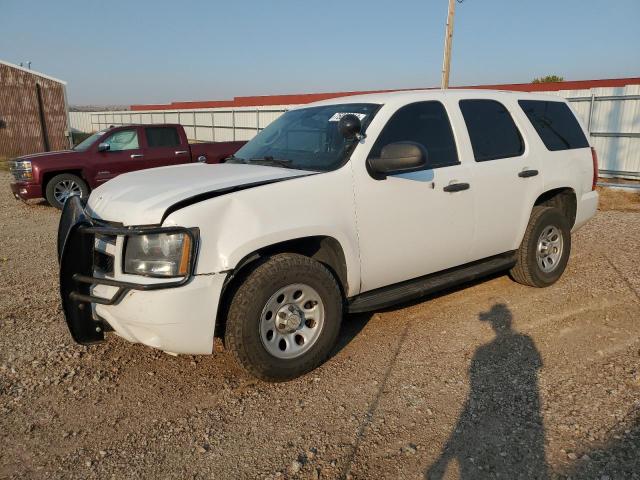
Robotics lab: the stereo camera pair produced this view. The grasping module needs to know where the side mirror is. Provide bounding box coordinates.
[338,114,362,140]
[97,142,110,152]
[367,142,427,180]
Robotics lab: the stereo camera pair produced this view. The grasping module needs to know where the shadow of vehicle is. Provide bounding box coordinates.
[426,303,549,479]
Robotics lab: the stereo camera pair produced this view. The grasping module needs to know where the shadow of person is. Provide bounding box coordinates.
[426,304,549,479]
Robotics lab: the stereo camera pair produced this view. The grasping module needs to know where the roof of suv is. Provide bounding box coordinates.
[306,89,565,108]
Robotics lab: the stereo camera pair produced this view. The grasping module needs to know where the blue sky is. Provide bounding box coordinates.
[2,0,639,105]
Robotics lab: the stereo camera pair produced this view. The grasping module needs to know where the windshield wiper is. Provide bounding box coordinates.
[223,154,247,163]
[247,156,293,168]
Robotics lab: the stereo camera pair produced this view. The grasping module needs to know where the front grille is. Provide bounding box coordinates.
[94,250,115,276]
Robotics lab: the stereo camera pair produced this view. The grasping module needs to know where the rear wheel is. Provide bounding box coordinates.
[510,206,571,287]
[224,253,343,381]
[45,173,89,209]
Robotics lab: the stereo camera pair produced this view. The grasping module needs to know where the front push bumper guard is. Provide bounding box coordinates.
[58,196,199,345]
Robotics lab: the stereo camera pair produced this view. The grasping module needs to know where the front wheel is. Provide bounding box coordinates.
[45,173,89,209]
[510,206,571,287]
[224,253,343,381]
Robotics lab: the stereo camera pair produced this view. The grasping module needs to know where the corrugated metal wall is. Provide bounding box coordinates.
[68,111,94,134]
[553,86,639,178]
[0,62,70,159]
[71,86,640,177]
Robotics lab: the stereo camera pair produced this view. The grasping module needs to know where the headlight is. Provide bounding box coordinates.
[124,232,193,277]
[9,160,33,181]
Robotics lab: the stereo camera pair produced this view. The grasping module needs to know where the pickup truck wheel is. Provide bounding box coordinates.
[510,206,571,287]
[224,253,343,381]
[45,174,89,209]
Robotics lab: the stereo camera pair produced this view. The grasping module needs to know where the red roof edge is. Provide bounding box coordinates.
[130,77,640,111]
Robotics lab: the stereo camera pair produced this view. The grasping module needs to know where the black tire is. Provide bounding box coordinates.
[510,206,571,287]
[224,253,343,382]
[45,173,89,209]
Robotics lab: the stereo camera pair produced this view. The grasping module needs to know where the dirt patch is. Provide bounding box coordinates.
[1,171,639,479]
[597,185,640,212]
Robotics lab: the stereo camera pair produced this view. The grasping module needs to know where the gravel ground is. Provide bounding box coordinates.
[1,171,639,479]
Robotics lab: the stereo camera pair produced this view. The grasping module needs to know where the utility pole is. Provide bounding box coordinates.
[441,0,457,89]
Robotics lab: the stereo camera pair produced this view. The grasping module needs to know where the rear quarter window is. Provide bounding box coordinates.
[518,100,589,151]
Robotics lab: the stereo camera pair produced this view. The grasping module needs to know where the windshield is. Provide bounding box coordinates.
[73,131,105,152]
[230,103,379,172]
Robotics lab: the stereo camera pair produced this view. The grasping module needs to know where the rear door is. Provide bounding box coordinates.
[458,98,542,260]
[93,127,144,185]
[141,126,190,168]
[353,100,476,292]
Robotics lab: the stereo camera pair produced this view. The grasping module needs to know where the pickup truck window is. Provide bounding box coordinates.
[73,131,105,151]
[146,127,181,148]
[460,99,524,162]
[103,129,139,152]
[518,100,589,151]
[230,103,379,172]
[368,101,459,169]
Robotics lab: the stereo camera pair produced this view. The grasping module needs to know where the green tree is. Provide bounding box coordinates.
[532,75,564,84]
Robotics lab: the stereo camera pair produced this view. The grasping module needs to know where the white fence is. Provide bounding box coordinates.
[68,111,94,134]
[69,86,640,178]
[84,106,291,143]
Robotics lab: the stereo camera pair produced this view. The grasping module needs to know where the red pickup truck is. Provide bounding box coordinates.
[9,124,245,208]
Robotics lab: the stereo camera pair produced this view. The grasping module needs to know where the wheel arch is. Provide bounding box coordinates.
[512,186,577,251]
[42,169,89,194]
[214,235,349,338]
[533,187,577,228]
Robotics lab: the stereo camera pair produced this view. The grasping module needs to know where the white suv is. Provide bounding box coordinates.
[58,90,599,380]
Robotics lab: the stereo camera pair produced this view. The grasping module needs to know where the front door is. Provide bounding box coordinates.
[94,127,144,185]
[353,101,476,293]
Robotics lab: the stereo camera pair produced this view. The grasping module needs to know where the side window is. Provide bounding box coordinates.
[103,129,139,151]
[145,127,181,148]
[459,99,524,162]
[518,100,589,151]
[369,101,459,169]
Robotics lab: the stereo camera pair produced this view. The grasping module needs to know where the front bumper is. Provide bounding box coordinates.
[10,181,42,201]
[58,196,224,354]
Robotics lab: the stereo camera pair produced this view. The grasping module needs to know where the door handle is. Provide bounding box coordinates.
[518,169,539,178]
[443,182,470,192]
[130,154,144,159]
[175,150,188,155]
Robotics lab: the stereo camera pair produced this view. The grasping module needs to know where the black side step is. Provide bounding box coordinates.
[347,252,517,313]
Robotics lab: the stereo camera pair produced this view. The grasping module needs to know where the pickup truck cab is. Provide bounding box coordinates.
[58,90,599,381]
[9,123,245,208]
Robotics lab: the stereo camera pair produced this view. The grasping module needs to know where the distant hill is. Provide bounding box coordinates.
[69,105,129,112]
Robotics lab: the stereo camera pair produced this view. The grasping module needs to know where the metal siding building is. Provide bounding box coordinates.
[0,60,70,159]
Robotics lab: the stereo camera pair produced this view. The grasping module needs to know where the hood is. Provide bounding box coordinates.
[16,150,76,162]
[86,163,310,225]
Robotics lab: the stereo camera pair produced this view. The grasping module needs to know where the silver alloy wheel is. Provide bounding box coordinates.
[259,283,325,359]
[536,225,564,273]
[53,179,82,204]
